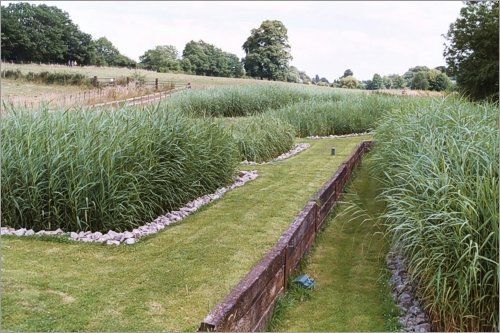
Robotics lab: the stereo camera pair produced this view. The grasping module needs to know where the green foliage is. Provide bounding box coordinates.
[181,40,244,78]
[382,76,392,89]
[298,70,312,84]
[389,74,406,89]
[242,20,292,81]
[342,68,353,78]
[339,75,360,89]
[410,71,429,90]
[94,37,136,68]
[286,66,301,83]
[427,69,451,91]
[2,70,90,86]
[403,66,451,92]
[167,84,342,117]
[372,98,498,331]
[1,2,96,64]
[444,1,499,101]
[139,45,181,72]
[369,73,384,90]
[228,114,295,162]
[1,106,238,232]
[270,94,404,137]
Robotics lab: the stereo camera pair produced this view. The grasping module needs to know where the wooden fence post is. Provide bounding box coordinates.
[155,78,159,90]
[92,76,98,87]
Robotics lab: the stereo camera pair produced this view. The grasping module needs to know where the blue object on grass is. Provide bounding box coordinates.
[293,274,315,289]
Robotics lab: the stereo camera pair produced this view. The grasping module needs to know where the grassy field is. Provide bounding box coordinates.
[269,163,400,332]
[1,136,370,331]
[1,62,318,91]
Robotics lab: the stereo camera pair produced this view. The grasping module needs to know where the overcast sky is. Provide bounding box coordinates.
[4,1,464,81]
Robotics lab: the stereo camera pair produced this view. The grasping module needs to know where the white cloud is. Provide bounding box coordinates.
[2,1,463,80]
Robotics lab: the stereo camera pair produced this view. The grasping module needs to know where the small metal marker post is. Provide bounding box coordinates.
[331,147,336,155]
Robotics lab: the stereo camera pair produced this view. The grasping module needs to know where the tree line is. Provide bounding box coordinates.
[1,1,497,101]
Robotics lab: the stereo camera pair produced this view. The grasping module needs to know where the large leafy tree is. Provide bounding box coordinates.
[94,37,136,67]
[368,73,384,90]
[443,1,499,101]
[242,20,292,81]
[342,69,353,78]
[139,45,180,72]
[411,72,430,90]
[182,40,243,77]
[1,3,95,64]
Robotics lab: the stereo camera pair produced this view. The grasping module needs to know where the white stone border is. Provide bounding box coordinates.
[0,170,258,245]
[241,143,310,165]
[306,131,374,139]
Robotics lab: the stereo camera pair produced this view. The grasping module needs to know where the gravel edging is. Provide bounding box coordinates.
[0,170,258,245]
[387,248,431,332]
[306,131,373,139]
[241,143,310,165]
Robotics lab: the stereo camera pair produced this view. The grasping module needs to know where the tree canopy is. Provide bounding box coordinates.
[242,20,292,81]
[182,40,244,78]
[94,37,136,68]
[139,45,181,72]
[342,69,353,78]
[443,1,499,101]
[1,2,96,64]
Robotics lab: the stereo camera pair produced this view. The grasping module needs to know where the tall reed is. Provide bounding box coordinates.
[167,84,344,117]
[371,97,498,331]
[1,105,238,232]
[270,94,410,137]
[228,114,295,162]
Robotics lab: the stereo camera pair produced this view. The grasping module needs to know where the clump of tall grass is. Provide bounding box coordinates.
[270,94,409,137]
[167,84,343,117]
[228,114,295,163]
[1,105,239,232]
[371,97,498,331]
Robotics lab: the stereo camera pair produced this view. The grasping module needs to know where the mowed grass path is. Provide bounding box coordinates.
[270,163,398,332]
[1,136,370,332]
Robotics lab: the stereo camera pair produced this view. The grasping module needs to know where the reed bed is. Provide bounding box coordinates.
[227,113,295,162]
[270,94,411,137]
[1,105,238,232]
[167,84,345,117]
[371,97,498,331]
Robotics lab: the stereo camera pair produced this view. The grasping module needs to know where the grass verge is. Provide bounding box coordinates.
[268,161,401,332]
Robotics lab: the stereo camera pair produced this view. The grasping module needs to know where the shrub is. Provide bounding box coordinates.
[3,69,90,86]
[1,106,239,232]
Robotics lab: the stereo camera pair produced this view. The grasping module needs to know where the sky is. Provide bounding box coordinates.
[3,1,464,81]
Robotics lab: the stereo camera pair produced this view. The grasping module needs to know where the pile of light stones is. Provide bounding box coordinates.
[387,250,431,332]
[241,143,310,165]
[306,131,373,139]
[0,170,258,246]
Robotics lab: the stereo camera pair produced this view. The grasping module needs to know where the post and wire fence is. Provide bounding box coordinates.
[1,74,191,111]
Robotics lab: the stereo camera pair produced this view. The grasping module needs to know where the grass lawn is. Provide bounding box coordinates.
[1,135,370,332]
[269,161,401,332]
